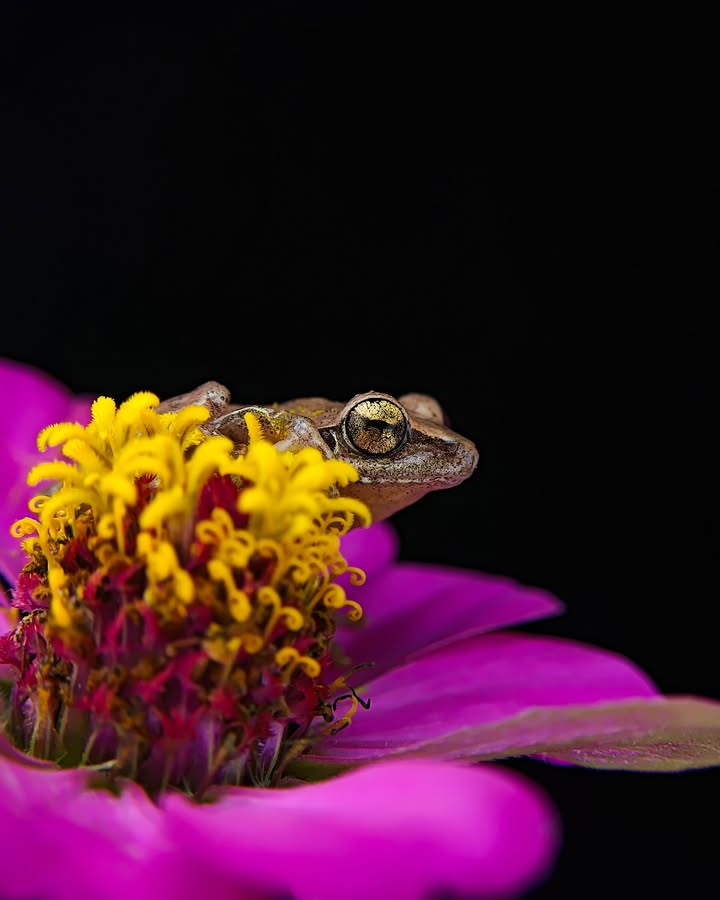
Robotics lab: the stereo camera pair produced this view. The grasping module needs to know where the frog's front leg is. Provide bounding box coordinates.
[155,381,231,417]
[209,406,334,460]
[273,414,334,458]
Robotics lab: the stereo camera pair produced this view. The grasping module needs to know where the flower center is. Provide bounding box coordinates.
[0,391,371,796]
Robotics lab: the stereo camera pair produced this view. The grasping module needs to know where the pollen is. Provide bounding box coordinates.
[1,390,371,796]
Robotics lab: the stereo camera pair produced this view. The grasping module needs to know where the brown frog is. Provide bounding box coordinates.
[158,382,478,521]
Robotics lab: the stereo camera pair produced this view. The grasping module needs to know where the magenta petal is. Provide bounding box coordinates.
[0,760,166,900]
[0,732,57,768]
[340,520,400,577]
[527,695,720,770]
[162,759,560,900]
[314,633,658,762]
[396,695,720,771]
[0,359,91,585]
[336,564,563,676]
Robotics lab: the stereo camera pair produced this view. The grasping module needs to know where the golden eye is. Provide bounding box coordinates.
[342,397,408,456]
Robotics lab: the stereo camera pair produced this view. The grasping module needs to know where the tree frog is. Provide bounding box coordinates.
[157,382,479,521]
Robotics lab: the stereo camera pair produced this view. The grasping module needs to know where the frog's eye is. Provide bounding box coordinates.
[342,397,408,456]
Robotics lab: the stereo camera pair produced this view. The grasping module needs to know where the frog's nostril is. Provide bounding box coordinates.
[464,444,480,471]
[446,441,479,476]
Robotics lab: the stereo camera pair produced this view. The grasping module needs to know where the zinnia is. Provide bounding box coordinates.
[1,358,719,900]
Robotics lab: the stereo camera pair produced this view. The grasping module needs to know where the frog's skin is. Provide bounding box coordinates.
[157,382,479,522]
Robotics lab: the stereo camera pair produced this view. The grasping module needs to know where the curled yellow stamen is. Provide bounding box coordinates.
[275,646,321,679]
[9,384,372,791]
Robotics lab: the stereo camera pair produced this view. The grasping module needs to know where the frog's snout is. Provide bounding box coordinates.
[447,438,479,483]
[462,442,480,473]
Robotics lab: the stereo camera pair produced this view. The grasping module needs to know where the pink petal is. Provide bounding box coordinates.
[0,359,91,585]
[336,561,563,676]
[313,632,658,762]
[340,520,400,577]
[162,759,560,900]
[527,695,720,770]
[0,732,57,768]
[393,696,720,771]
[0,760,167,900]
[0,608,14,682]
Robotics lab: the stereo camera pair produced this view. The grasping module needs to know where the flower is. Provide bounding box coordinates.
[2,357,720,900]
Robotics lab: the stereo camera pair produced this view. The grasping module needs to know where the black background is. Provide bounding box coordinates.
[1,4,719,897]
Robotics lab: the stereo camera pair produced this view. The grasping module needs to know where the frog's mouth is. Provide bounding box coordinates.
[346,439,478,484]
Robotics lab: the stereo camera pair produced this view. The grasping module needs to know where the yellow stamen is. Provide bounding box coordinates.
[318,583,364,622]
[12,387,371,737]
[274,646,322,679]
[244,411,266,446]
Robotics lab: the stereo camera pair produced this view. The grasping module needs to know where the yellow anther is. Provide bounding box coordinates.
[90,396,118,438]
[228,591,251,622]
[278,606,305,631]
[319,583,363,622]
[195,519,225,544]
[344,566,366,586]
[174,568,195,604]
[61,437,108,470]
[96,513,117,541]
[27,461,82,488]
[207,559,251,622]
[146,540,178,580]
[48,566,71,628]
[185,435,235,496]
[274,646,321,678]
[243,412,266,447]
[140,485,187,531]
[203,627,241,665]
[10,518,40,538]
[114,452,171,486]
[111,497,129,554]
[36,488,92,528]
[20,537,41,556]
[323,497,371,529]
[257,587,305,637]
[238,633,264,654]
[216,539,252,570]
[37,421,86,452]
[207,558,236,593]
[113,393,160,432]
[167,405,210,450]
[99,472,139,506]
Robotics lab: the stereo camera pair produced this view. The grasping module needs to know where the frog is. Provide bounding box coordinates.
[157,382,479,521]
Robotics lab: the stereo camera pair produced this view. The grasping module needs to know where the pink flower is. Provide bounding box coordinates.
[1,357,719,900]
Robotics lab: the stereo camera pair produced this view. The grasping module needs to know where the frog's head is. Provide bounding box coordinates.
[165,383,480,524]
[318,391,479,522]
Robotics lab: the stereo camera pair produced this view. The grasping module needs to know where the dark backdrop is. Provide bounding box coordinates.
[1,5,718,897]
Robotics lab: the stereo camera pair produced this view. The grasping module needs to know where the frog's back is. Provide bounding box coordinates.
[274,397,345,427]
